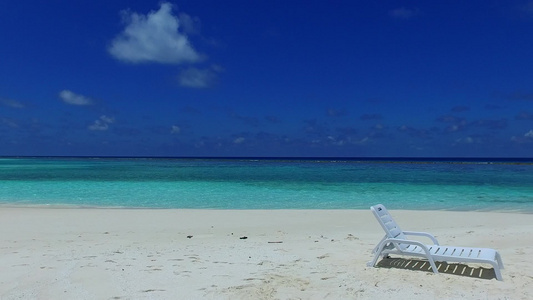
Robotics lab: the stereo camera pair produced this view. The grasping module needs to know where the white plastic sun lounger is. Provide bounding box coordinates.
[367,204,504,280]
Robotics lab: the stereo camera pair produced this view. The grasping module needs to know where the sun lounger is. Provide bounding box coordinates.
[367,204,504,280]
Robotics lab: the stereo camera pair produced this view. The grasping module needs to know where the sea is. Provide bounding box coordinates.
[0,157,531,212]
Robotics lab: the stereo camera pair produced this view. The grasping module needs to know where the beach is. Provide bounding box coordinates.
[0,208,531,299]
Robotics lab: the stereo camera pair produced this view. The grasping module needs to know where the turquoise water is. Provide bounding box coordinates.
[0,157,532,212]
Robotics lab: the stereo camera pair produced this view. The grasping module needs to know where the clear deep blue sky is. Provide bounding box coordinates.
[1,0,532,157]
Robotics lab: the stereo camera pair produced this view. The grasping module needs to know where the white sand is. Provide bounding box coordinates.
[0,208,532,299]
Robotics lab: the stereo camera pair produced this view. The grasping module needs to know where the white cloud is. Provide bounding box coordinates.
[100,115,115,123]
[89,115,115,131]
[178,13,201,35]
[1,118,19,128]
[171,125,181,134]
[455,137,475,144]
[108,2,203,64]
[0,98,25,109]
[353,137,369,145]
[59,90,93,105]
[389,7,419,19]
[178,66,220,88]
[234,137,245,144]
[511,130,533,144]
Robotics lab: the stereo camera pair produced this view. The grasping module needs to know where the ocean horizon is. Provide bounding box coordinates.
[2,155,532,162]
[1,156,531,212]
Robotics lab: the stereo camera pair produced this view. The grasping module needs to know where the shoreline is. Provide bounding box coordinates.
[1,204,532,214]
[1,208,532,299]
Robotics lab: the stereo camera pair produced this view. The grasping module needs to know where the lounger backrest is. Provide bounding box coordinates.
[370,204,408,250]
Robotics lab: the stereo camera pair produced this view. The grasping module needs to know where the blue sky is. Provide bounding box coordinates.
[1,0,532,157]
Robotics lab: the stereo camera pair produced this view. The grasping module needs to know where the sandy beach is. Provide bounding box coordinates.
[0,208,532,299]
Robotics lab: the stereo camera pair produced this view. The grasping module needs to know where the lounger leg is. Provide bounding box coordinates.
[496,251,504,269]
[493,263,503,281]
[372,235,387,254]
[367,240,388,267]
[492,252,504,281]
[427,257,439,274]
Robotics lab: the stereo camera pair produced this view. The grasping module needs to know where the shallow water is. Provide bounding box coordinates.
[0,157,531,212]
